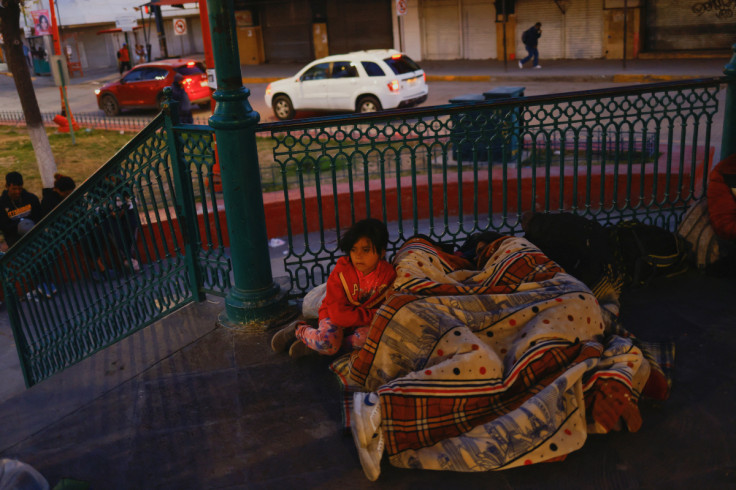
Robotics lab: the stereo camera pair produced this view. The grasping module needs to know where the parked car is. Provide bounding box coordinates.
[264,49,429,120]
[95,58,211,116]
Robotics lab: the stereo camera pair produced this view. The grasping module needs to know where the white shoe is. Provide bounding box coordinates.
[352,392,381,447]
[353,424,384,481]
[518,60,523,69]
[533,64,542,69]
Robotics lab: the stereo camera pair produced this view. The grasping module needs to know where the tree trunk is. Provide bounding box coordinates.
[0,0,57,188]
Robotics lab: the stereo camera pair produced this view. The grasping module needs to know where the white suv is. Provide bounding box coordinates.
[264,49,429,120]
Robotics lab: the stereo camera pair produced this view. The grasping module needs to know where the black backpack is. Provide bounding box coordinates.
[521,29,530,45]
[609,220,689,287]
[522,212,613,288]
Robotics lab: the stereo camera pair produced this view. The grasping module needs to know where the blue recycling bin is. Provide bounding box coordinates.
[449,87,524,164]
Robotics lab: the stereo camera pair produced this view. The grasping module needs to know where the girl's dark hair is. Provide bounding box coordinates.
[338,218,389,254]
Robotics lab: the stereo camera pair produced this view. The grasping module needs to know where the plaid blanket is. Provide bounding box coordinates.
[331,236,670,472]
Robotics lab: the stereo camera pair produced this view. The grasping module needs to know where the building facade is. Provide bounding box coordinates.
[6,0,732,71]
[235,0,733,63]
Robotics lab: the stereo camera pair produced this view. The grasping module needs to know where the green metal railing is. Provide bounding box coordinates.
[1,74,728,386]
[1,108,230,386]
[259,78,724,295]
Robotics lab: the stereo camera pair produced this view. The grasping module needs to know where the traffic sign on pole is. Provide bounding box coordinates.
[396,0,407,16]
[173,18,187,36]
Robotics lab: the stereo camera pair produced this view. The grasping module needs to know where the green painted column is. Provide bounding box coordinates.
[721,44,736,162]
[206,0,294,327]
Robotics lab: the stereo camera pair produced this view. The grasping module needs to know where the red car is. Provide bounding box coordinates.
[95,58,211,116]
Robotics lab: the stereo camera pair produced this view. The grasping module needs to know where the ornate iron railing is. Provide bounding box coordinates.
[2,76,726,385]
[259,78,723,295]
[1,112,230,387]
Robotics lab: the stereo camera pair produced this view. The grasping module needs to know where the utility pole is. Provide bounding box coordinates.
[49,0,76,128]
[152,4,168,59]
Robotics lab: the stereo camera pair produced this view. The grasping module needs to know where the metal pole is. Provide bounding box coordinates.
[55,57,75,145]
[720,43,736,161]
[502,2,507,72]
[622,0,628,70]
[153,5,169,59]
[206,0,295,327]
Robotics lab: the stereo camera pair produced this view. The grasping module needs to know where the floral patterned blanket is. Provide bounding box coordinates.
[331,236,670,472]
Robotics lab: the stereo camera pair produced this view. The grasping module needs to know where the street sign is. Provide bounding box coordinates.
[396,0,408,16]
[173,18,187,36]
[115,16,137,32]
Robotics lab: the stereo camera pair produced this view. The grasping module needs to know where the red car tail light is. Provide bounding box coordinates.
[387,79,400,93]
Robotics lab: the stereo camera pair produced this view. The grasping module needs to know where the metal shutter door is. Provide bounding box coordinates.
[646,0,735,51]
[422,0,462,60]
[261,0,312,63]
[463,0,496,60]
[326,0,393,54]
[565,0,603,59]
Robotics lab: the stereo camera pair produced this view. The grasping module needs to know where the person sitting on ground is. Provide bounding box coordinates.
[0,171,43,247]
[271,218,397,358]
[705,153,736,276]
[41,173,76,216]
[171,73,194,124]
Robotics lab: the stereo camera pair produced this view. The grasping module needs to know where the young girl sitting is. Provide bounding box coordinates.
[271,218,396,358]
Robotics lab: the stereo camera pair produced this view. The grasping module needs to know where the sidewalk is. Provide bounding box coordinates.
[2,54,731,88]
[0,269,735,488]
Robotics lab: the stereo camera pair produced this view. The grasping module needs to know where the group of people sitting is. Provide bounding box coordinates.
[269,154,736,480]
[0,170,141,299]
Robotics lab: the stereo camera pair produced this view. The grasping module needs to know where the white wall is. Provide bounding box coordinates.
[21,0,200,29]
[392,0,423,61]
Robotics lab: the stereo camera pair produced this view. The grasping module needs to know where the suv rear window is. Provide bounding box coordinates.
[382,55,421,75]
[176,62,206,76]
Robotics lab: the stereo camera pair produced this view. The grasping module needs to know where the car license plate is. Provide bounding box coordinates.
[407,77,417,84]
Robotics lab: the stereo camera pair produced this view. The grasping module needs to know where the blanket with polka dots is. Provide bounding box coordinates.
[331,236,668,472]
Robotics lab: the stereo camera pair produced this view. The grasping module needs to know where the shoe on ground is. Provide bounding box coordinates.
[518,60,523,69]
[37,283,52,299]
[288,339,317,358]
[271,321,299,352]
[533,64,542,69]
[352,392,382,447]
[353,424,384,481]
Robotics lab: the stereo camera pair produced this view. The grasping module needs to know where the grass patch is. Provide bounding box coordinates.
[0,126,134,197]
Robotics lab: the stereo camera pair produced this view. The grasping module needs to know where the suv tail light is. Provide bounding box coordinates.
[387,79,400,93]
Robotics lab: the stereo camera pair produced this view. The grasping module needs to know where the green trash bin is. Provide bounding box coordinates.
[448,93,488,164]
[482,86,525,162]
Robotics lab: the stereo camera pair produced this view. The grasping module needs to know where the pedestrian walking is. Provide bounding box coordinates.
[518,22,542,69]
[117,44,131,74]
[171,73,194,123]
[135,44,146,65]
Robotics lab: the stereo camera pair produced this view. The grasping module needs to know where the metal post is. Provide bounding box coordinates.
[721,44,736,162]
[153,5,169,59]
[206,0,295,328]
[163,88,206,303]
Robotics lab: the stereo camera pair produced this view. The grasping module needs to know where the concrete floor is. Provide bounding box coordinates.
[0,269,734,489]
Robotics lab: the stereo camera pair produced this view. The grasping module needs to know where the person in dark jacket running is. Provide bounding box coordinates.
[518,22,542,69]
